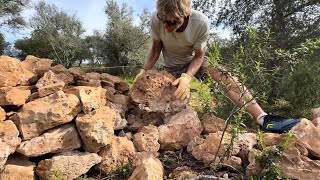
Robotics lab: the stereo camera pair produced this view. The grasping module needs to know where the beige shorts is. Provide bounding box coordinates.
[164,56,211,79]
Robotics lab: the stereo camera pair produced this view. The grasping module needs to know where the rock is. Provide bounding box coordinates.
[96,136,136,174]
[313,117,320,128]
[76,106,115,153]
[133,125,160,153]
[201,113,226,134]
[129,70,188,114]
[77,79,101,87]
[275,141,320,180]
[16,91,81,140]
[0,106,5,121]
[0,120,21,153]
[107,102,128,130]
[245,149,263,177]
[35,70,64,88]
[128,156,163,180]
[311,107,320,119]
[80,72,101,81]
[0,87,31,106]
[168,166,197,180]
[262,133,288,146]
[192,131,240,166]
[158,109,203,151]
[38,81,65,98]
[222,156,242,171]
[187,137,205,153]
[0,55,35,87]
[65,86,106,114]
[68,67,85,81]
[114,94,130,112]
[16,123,81,157]
[0,141,10,172]
[0,154,36,180]
[290,121,320,159]
[237,133,258,167]
[55,71,74,85]
[21,55,52,77]
[36,151,101,180]
[50,64,67,74]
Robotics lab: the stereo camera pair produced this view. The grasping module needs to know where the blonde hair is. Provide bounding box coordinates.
[157,0,191,19]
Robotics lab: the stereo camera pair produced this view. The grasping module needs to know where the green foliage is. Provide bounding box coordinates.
[252,131,296,180]
[77,175,95,180]
[103,163,134,180]
[16,1,88,67]
[98,0,151,75]
[0,33,7,54]
[0,0,29,30]
[52,169,63,180]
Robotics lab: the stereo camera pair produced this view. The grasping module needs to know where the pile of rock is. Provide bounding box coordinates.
[1,55,320,180]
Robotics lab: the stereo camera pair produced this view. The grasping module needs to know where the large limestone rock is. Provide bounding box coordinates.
[36,151,101,180]
[0,154,36,180]
[101,73,129,93]
[16,123,81,157]
[133,125,160,153]
[36,70,65,97]
[0,120,21,153]
[129,70,188,114]
[65,86,107,114]
[0,106,5,121]
[96,136,136,174]
[128,156,163,180]
[275,141,320,180]
[0,87,31,106]
[192,131,240,166]
[21,55,52,77]
[201,113,227,134]
[158,109,203,150]
[0,141,11,171]
[16,91,81,140]
[290,121,320,159]
[76,106,116,153]
[0,55,35,87]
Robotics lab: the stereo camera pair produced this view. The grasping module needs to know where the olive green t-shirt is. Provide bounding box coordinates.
[150,9,209,75]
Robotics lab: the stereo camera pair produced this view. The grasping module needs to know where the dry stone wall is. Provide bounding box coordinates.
[1,55,320,180]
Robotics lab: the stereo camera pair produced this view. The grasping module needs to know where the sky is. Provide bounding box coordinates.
[1,0,229,43]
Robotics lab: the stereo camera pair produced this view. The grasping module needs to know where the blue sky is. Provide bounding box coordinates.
[1,0,156,43]
[1,0,229,43]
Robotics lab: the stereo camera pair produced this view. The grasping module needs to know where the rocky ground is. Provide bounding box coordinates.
[1,55,320,180]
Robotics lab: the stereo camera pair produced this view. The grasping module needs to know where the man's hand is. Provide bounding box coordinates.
[172,73,192,100]
[133,69,146,83]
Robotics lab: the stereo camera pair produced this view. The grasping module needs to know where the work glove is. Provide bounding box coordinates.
[133,69,146,83]
[172,73,192,100]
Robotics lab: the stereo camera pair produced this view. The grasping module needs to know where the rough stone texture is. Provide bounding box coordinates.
[127,112,164,132]
[0,120,21,153]
[0,154,36,180]
[0,55,35,87]
[128,156,163,180]
[236,133,258,167]
[80,72,101,81]
[311,107,320,119]
[133,125,160,153]
[68,67,85,81]
[275,141,320,180]
[76,106,115,153]
[96,136,136,174]
[107,102,128,130]
[35,70,63,88]
[36,151,101,180]
[158,109,203,151]
[262,133,288,146]
[16,91,81,140]
[77,79,101,87]
[201,114,227,134]
[290,121,320,159]
[187,137,205,153]
[100,73,129,93]
[0,87,31,106]
[55,71,75,85]
[222,156,242,171]
[16,123,81,157]
[38,81,65,98]
[192,131,240,166]
[21,55,52,77]
[313,117,320,128]
[50,64,68,74]
[0,106,5,121]
[114,94,130,112]
[0,141,11,172]
[65,86,106,114]
[129,70,188,114]
[168,166,198,180]
[246,149,263,177]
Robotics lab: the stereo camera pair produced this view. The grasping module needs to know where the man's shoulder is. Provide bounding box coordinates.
[189,9,209,23]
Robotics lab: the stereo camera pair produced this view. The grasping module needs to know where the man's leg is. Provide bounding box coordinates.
[206,66,307,133]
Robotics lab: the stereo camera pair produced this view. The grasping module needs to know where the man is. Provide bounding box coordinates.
[134,0,307,133]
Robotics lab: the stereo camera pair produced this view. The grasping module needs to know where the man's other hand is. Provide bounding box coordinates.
[172,73,192,100]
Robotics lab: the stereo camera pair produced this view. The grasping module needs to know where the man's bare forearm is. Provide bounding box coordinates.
[186,48,206,77]
[143,40,162,70]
